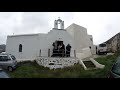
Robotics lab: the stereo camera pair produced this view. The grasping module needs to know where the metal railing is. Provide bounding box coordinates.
[52,49,67,57]
[39,49,76,58]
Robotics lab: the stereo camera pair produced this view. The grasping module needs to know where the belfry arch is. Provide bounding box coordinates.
[54,17,64,29]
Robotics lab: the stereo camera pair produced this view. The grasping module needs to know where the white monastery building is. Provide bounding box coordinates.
[6,18,95,62]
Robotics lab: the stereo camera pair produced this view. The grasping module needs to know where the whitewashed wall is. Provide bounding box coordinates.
[66,23,94,54]
[76,47,92,59]
[6,23,95,61]
[46,29,75,57]
[6,34,40,61]
[6,29,75,61]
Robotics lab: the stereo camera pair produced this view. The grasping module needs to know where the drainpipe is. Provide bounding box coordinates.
[74,50,76,58]
[48,49,50,57]
[39,49,41,57]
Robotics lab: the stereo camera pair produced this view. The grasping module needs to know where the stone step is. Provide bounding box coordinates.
[83,61,96,68]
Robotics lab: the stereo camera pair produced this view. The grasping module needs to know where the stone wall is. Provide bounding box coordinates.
[36,56,79,69]
[105,33,120,52]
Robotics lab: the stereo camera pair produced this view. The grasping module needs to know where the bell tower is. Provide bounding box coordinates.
[54,17,64,30]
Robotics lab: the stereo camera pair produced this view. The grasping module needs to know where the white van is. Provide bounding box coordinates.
[96,43,107,55]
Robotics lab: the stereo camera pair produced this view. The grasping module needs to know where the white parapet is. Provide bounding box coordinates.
[78,59,87,70]
[90,58,105,69]
[76,47,92,60]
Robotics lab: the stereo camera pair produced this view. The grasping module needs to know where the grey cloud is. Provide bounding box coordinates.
[12,12,75,35]
[13,12,51,34]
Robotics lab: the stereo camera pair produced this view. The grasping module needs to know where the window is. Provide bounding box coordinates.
[10,55,16,60]
[99,44,106,47]
[19,44,22,52]
[2,56,9,61]
[0,56,2,61]
[112,57,120,75]
[0,56,9,61]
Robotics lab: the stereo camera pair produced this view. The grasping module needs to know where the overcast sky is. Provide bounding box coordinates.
[0,12,120,45]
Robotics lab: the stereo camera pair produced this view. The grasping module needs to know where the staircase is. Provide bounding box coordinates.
[83,61,96,68]
[78,57,105,70]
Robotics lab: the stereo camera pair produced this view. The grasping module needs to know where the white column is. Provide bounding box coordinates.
[61,21,64,29]
[54,20,58,29]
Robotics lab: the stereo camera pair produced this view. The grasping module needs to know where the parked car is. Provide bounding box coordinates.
[108,56,120,78]
[0,68,10,78]
[0,53,17,71]
[96,43,108,55]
